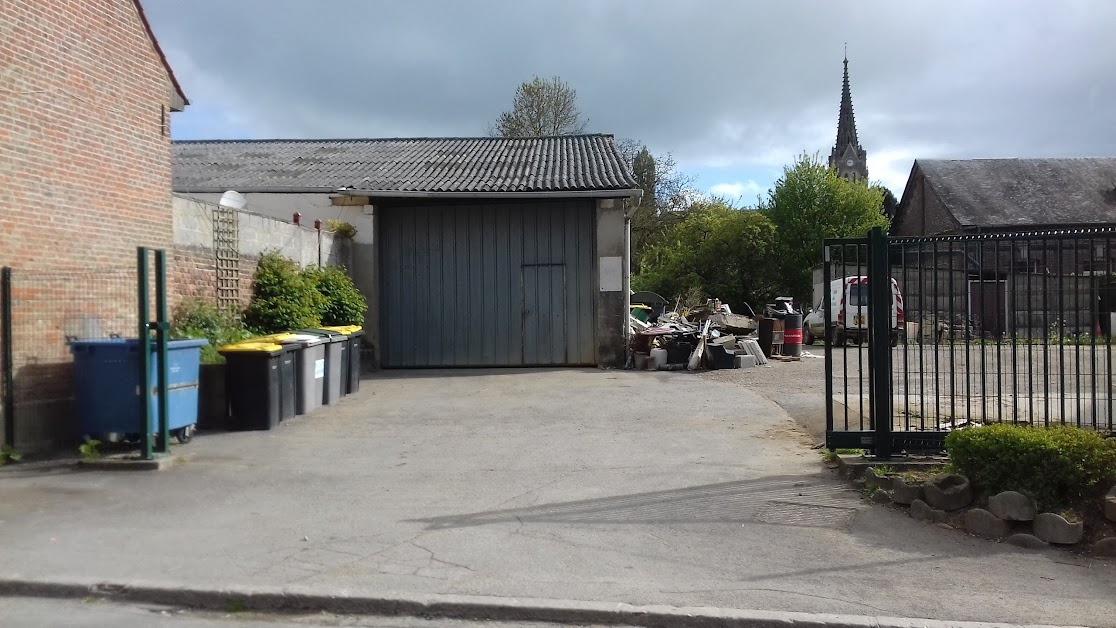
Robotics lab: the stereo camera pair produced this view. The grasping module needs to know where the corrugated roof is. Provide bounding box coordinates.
[917,158,1116,228]
[172,135,638,195]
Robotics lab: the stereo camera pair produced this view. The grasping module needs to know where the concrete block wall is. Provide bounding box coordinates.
[596,198,629,368]
[171,196,352,309]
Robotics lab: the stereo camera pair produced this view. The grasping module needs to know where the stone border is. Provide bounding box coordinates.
[0,578,1082,628]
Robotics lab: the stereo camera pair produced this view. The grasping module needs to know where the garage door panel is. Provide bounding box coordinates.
[380,202,595,367]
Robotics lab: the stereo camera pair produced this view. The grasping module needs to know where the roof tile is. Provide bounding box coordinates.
[172,136,638,195]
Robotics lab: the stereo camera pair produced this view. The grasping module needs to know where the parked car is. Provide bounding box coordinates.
[803,277,904,346]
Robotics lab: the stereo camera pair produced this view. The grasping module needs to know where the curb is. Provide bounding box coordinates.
[0,577,1081,628]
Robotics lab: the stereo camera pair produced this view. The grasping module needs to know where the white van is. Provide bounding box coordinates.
[803,277,904,346]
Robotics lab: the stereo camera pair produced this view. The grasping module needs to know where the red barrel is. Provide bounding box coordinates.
[782,313,803,357]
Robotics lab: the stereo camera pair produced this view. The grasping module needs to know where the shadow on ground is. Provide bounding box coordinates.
[416,475,865,530]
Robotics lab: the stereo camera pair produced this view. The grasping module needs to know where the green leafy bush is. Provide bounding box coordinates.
[325,219,357,239]
[305,265,366,326]
[170,298,253,364]
[244,253,326,333]
[945,424,1116,511]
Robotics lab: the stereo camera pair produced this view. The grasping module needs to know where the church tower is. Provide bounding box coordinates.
[828,54,868,182]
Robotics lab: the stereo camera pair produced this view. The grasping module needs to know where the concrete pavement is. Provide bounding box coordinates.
[0,369,1113,627]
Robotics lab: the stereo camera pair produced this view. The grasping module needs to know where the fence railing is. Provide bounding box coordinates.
[825,227,1116,456]
[1,249,172,455]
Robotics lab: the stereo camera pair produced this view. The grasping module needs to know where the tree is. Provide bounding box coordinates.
[760,153,889,305]
[630,146,659,266]
[489,76,588,137]
[633,201,778,313]
[872,184,899,219]
[614,139,698,267]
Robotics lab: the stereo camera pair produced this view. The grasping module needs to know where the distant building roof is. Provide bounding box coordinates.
[913,158,1116,229]
[172,135,639,197]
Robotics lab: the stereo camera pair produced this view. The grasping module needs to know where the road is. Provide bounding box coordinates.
[1,368,1113,627]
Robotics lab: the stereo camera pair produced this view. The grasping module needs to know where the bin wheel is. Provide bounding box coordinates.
[173,425,194,444]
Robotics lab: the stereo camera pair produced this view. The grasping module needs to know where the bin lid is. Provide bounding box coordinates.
[254,333,299,343]
[297,328,345,340]
[283,333,325,346]
[218,341,285,354]
[319,325,361,335]
[69,338,209,351]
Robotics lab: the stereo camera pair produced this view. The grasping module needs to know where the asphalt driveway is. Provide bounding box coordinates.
[0,368,1112,626]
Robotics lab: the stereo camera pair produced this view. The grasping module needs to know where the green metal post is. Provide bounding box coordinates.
[822,244,834,449]
[868,227,893,458]
[137,247,153,460]
[2,267,14,448]
[154,249,170,454]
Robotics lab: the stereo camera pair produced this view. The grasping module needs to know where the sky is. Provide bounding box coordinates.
[145,0,1116,203]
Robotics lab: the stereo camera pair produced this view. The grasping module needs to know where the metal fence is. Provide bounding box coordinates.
[1,249,174,455]
[0,266,138,451]
[825,227,1116,456]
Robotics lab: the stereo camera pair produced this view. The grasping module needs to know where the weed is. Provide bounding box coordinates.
[225,599,247,613]
[79,439,101,461]
[0,444,21,465]
[1059,510,1082,524]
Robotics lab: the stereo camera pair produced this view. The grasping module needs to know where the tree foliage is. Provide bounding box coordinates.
[633,201,778,313]
[245,254,327,333]
[614,139,697,267]
[489,76,588,137]
[760,154,888,304]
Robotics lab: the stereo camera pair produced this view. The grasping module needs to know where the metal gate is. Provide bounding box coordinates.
[825,227,1116,457]
[378,201,597,367]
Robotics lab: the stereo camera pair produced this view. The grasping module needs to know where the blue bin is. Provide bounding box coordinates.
[70,338,208,442]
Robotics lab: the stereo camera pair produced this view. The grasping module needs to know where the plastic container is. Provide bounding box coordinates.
[322,325,362,395]
[218,342,296,430]
[282,333,326,415]
[650,347,668,369]
[298,329,345,405]
[70,338,208,442]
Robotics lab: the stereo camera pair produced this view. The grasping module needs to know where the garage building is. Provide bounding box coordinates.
[173,135,641,368]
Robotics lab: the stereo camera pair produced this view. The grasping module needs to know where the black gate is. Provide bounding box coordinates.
[825,227,1116,456]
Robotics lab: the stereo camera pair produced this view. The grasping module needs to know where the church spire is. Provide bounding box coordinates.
[829,50,868,182]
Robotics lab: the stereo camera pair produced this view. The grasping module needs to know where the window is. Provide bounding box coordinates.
[848,284,869,306]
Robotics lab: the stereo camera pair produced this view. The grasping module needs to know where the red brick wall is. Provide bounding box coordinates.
[0,0,178,450]
[0,0,176,270]
[171,245,261,311]
[892,167,962,237]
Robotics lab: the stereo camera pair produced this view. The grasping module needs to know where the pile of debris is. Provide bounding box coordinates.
[629,297,769,371]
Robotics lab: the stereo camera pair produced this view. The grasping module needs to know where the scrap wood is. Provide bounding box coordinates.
[687,320,711,371]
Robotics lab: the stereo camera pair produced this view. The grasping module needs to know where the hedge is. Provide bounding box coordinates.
[945,424,1116,511]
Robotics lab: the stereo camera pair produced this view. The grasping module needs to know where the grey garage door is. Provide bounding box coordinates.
[379,201,597,367]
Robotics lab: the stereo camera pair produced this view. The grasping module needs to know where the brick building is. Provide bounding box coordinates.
[0,0,187,450]
[892,158,1116,237]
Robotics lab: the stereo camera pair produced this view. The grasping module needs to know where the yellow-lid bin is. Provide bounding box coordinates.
[217,341,285,353]
[321,325,361,335]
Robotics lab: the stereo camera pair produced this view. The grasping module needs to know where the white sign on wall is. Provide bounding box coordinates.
[599,256,623,292]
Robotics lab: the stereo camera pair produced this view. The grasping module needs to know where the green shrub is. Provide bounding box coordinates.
[245,253,326,333]
[325,219,357,239]
[945,424,1116,511]
[170,298,253,364]
[305,265,366,326]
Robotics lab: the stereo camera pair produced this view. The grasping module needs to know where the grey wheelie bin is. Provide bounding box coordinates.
[280,333,326,415]
[299,328,345,405]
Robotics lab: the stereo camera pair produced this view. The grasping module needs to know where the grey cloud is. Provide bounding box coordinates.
[146,0,1116,185]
